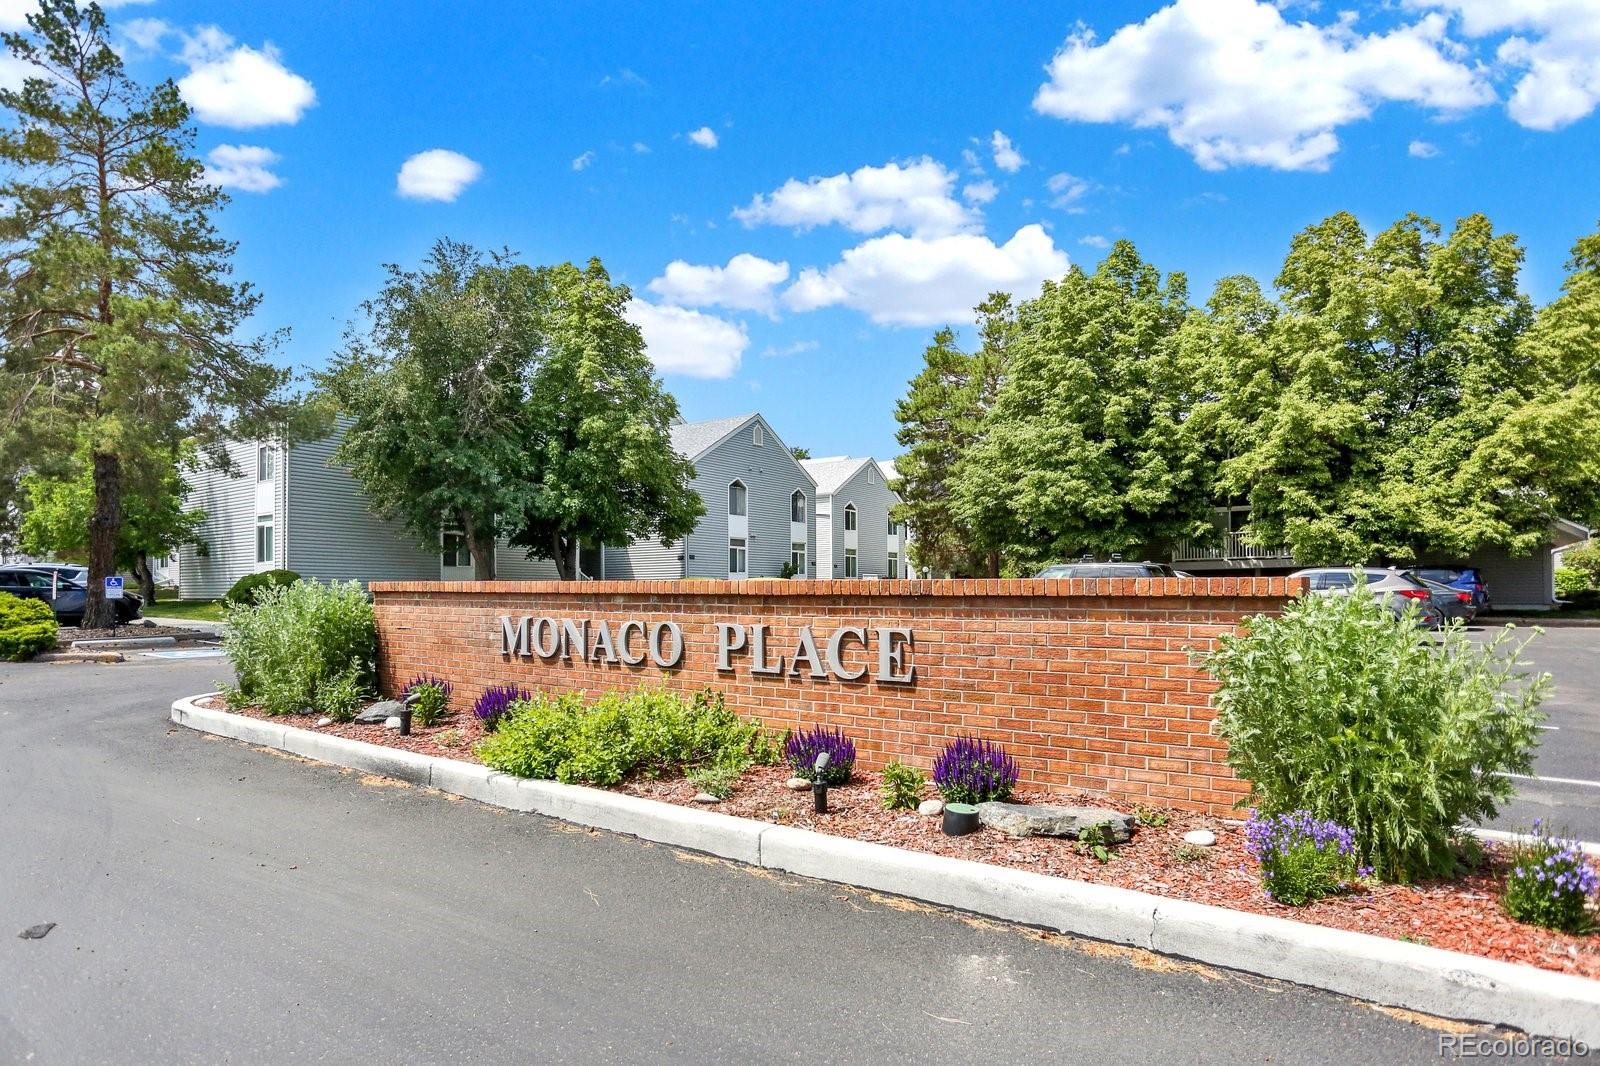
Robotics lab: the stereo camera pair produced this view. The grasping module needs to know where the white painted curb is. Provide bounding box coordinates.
[171,694,1600,1043]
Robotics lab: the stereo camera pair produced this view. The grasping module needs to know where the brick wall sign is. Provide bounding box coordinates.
[370,577,1304,815]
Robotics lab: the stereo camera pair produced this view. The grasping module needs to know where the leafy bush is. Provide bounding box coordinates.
[1555,567,1593,600]
[1245,811,1366,906]
[476,686,776,786]
[472,684,528,731]
[223,568,301,607]
[404,675,453,727]
[879,761,927,810]
[1561,544,1600,582]
[933,736,1018,804]
[785,726,855,784]
[0,591,58,661]
[1205,589,1549,881]
[318,669,368,723]
[1502,821,1598,933]
[224,579,376,718]
[688,763,741,799]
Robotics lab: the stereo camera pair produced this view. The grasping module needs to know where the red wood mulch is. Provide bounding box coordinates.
[207,698,1600,981]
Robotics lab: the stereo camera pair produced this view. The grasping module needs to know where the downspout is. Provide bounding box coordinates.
[279,440,289,572]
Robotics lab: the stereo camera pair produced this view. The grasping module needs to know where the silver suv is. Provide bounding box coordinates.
[1291,566,1442,627]
[1037,561,1185,579]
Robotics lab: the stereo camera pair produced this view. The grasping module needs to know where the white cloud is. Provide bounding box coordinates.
[962,179,999,204]
[204,144,281,192]
[119,16,171,51]
[647,253,790,317]
[396,149,482,202]
[1,0,147,31]
[1079,234,1111,248]
[761,340,818,358]
[1416,0,1600,130]
[781,224,1070,327]
[1046,171,1091,210]
[733,157,978,239]
[991,130,1027,172]
[177,26,316,128]
[632,141,651,154]
[572,150,594,171]
[1408,138,1441,157]
[624,299,746,378]
[687,125,719,149]
[1033,0,1492,171]
[961,147,984,173]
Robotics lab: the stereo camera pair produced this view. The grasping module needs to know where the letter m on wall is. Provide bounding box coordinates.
[501,616,530,656]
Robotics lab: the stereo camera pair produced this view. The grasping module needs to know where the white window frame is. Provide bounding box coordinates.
[791,490,806,523]
[752,422,765,447]
[255,513,275,566]
[844,503,857,531]
[888,552,899,579]
[257,445,275,482]
[441,529,471,569]
[844,547,858,578]
[790,541,806,574]
[728,479,747,517]
[729,537,748,578]
[868,465,878,484]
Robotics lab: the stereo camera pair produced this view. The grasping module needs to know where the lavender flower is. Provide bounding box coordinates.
[472,684,529,730]
[1502,823,1597,933]
[404,674,453,701]
[1244,810,1362,906]
[932,736,1019,805]
[784,726,855,785]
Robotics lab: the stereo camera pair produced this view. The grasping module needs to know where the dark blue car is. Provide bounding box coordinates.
[0,567,143,625]
[1417,567,1489,610]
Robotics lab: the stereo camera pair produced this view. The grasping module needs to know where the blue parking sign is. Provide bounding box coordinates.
[104,575,124,600]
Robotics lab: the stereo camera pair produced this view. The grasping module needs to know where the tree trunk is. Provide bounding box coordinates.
[463,515,496,580]
[84,451,122,628]
[134,555,157,604]
[551,532,576,581]
[986,551,1001,579]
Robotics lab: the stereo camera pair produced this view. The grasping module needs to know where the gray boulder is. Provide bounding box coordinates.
[354,699,406,724]
[976,802,1134,842]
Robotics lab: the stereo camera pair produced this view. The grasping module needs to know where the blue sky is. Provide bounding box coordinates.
[8,0,1598,459]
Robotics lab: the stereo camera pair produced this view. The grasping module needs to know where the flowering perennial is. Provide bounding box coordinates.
[1245,810,1365,906]
[784,726,856,785]
[472,684,529,730]
[404,674,454,727]
[932,736,1018,805]
[1502,820,1598,934]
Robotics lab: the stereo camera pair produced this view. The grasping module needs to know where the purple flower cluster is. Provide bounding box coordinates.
[1244,810,1364,906]
[1510,820,1599,900]
[785,726,855,785]
[932,736,1018,805]
[404,674,453,700]
[1244,810,1357,864]
[472,684,529,730]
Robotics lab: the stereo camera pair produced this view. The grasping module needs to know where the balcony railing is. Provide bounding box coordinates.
[1172,531,1296,563]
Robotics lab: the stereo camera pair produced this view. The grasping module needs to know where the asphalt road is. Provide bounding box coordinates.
[0,655,1487,1065]
[1470,625,1600,842]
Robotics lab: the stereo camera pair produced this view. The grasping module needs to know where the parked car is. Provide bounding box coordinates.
[1420,577,1477,625]
[1290,566,1443,627]
[1416,567,1490,611]
[23,562,90,585]
[1037,561,1186,579]
[0,567,143,625]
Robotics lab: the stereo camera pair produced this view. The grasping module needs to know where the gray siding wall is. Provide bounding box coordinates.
[284,435,438,586]
[1432,544,1555,610]
[820,462,900,579]
[604,539,683,580]
[179,440,275,600]
[680,416,816,579]
[494,539,563,580]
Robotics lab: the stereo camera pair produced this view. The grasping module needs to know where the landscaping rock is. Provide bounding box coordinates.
[1183,829,1217,847]
[693,792,720,804]
[785,776,810,791]
[918,799,944,816]
[315,717,333,728]
[976,802,1134,842]
[354,700,405,724]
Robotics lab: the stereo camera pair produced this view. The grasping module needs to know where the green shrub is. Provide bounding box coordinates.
[1554,566,1593,601]
[688,763,741,799]
[1560,543,1600,583]
[405,677,451,727]
[223,568,301,607]
[223,579,377,718]
[879,761,927,810]
[1204,588,1549,882]
[0,591,58,661]
[476,686,776,786]
[317,669,368,723]
[1501,822,1598,933]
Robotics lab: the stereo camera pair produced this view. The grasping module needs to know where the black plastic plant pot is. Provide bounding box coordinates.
[942,802,980,837]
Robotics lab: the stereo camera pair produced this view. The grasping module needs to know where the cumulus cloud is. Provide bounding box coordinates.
[119,16,171,51]
[1046,171,1091,211]
[1408,139,1441,157]
[1032,0,1492,171]
[1079,234,1111,248]
[962,179,999,204]
[733,157,978,239]
[396,149,482,202]
[781,224,1070,327]
[687,125,719,148]
[625,299,747,378]
[204,144,281,192]
[572,150,595,171]
[177,26,316,128]
[647,253,790,317]
[991,130,1026,172]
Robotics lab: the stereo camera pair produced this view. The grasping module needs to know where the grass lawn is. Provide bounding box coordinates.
[142,598,226,622]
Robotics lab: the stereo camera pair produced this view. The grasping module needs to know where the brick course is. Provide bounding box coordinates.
[370,577,1303,815]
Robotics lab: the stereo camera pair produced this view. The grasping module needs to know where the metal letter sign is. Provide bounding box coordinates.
[104,576,124,600]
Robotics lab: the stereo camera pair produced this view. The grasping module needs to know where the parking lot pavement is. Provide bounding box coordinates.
[1467,625,1600,843]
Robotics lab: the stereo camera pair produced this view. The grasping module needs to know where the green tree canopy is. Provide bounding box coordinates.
[0,1,298,625]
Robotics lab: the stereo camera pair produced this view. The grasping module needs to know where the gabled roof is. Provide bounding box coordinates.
[669,414,759,461]
[800,456,873,496]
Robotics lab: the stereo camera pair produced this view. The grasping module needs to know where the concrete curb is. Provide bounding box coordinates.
[36,651,124,663]
[70,636,177,651]
[171,694,1600,1043]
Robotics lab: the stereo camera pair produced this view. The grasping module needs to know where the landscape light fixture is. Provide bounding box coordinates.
[813,752,830,814]
[397,707,412,736]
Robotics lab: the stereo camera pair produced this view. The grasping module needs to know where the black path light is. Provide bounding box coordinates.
[812,752,831,814]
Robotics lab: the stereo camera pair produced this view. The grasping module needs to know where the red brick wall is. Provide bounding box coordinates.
[370,577,1302,815]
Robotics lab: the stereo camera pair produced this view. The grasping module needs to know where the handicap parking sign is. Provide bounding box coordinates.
[104,575,124,600]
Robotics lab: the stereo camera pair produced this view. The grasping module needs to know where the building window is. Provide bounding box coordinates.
[888,552,899,578]
[844,548,858,577]
[255,514,274,564]
[257,445,275,482]
[844,503,857,531]
[791,490,806,523]
[753,422,764,447]
[729,537,747,577]
[441,530,471,568]
[790,541,806,574]
[868,465,878,484]
[888,515,897,535]
[728,480,747,517]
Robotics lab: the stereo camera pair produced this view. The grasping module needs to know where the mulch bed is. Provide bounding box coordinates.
[60,623,216,644]
[207,697,1600,981]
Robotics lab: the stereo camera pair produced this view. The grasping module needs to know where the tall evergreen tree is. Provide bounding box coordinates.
[0,1,294,624]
